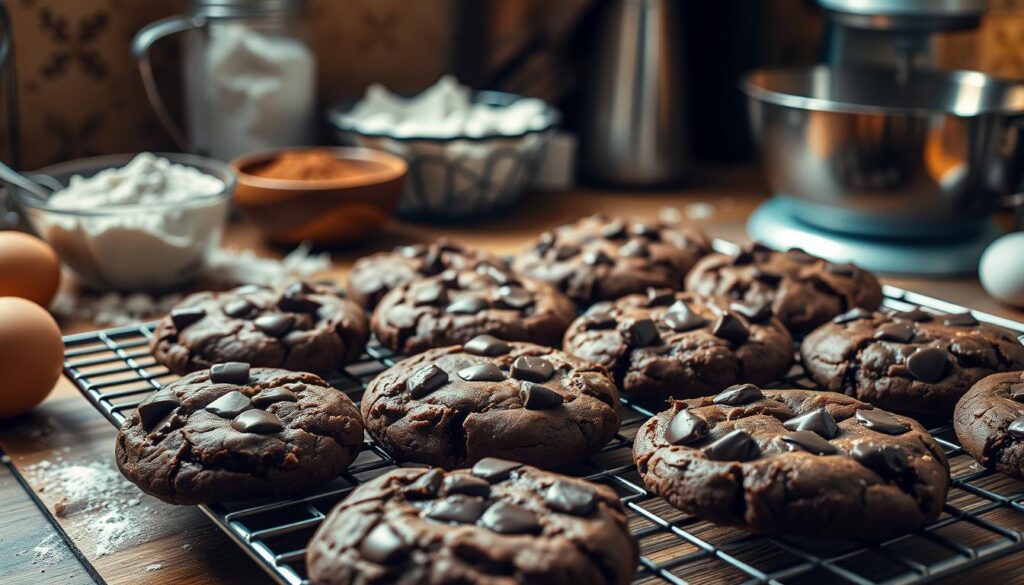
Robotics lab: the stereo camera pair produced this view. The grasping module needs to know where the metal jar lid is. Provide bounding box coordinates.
[818,0,987,31]
[187,0,307,19]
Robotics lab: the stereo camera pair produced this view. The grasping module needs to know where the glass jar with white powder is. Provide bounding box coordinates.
[134,0,317,161]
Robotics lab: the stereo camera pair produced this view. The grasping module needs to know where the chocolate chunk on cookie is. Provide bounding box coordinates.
[511,214,711,306]
[371,269,576,354]
[306,464,638,585]
[633,388,949,541]
[685,244,883,334]
[361,340,621,469]
[115,367,364,504]
[563,291,793,401]
[151,281,369,375]
[954,371,1024,479]
[346,239,508,309]
[801,310,1024,415]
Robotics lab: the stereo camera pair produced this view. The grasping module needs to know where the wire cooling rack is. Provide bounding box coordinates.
[62,284,1024,585]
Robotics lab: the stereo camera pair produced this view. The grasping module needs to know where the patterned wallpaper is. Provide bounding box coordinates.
[4,0,1024,170]
[4,0,451,169]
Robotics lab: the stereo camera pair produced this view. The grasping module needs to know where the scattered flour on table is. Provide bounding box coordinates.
[50,242,331,326]
[659,203,715,224]
[25,456,151,557]
[31,533,69,566]
[145,563,163,572]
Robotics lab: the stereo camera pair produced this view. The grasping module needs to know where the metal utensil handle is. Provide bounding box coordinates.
[0,159,48,198]
[132,14,203,151]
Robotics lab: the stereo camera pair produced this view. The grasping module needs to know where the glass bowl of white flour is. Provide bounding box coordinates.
[13,152,234,291]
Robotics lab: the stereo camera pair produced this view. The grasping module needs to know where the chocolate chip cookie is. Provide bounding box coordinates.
[801,309,1024,415]
[361,338,621,469]
[347,239,508,309]
[151,281,369,375]
[954,371,1024,478]
[563,290,793,401]
[685,243,883,335]
[634,387,949,541]
[371,269,576,355]
[306,461,638,585]
[511,213,712,306]
[115,364,364,504]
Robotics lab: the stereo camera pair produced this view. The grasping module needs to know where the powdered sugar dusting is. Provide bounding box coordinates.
[25,456,153,557]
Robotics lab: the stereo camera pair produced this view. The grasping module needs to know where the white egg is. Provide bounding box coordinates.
[980,232,1024,308]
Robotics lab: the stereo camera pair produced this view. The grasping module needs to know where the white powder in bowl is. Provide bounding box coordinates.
[47,153,223,209]
[37,153,229,291]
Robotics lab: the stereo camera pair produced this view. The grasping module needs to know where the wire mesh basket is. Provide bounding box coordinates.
[328,91,557,221]
[63,283,1024,585]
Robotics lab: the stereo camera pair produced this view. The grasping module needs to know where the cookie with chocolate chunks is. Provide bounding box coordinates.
[801,309,1024,415]
[345,239,508,309]
[633,388,949,541]
[685,244,883,335]
[371,269,576,355]
[115,367,364,505]
[954,371,1024,479]
[511,213,711,306]
[306,463,638,585]
[151,281,368,376]
[562,290,793,401]
[361,340,621,469]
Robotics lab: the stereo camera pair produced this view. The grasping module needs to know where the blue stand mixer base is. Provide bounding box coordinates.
[747,197,1003,276]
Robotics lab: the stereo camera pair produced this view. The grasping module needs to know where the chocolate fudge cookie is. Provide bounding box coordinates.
[954,371,1024,478]
[362,339,621,468]
[115,365,364,504]
[347,239,508,309]
[685,243,883,335]
[634,387,949,541]
[801,309,1024,415]
[563,290,793,401]
[511,213,712,306]
[151,281,369,375]
[306,461,638,585]
[371,269,576,354]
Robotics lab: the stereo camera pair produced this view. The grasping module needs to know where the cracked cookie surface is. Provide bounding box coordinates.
[801,309,1024,415]
[511,213,711,306]
[151,281,369,375]
[346,239,508,309]
[306,461,638,585]
[685,244,883,335]
[563,290,793,401]
[371,269,576,355]
[633,388,949,541]
[361,340,621,469]
[954,371,1024,479]
[115,366,364,505]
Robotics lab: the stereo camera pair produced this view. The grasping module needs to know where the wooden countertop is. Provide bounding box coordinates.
[3,168,1022,584]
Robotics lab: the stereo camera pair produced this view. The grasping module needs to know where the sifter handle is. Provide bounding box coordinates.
[132,15,203,152]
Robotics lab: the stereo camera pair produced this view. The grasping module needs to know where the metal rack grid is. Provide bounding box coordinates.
[62,284,1024,585]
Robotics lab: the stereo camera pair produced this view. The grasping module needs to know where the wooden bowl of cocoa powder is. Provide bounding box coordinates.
[230,147,406,245]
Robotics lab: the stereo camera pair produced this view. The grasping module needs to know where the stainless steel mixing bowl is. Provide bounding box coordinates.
[743,66,1024,238]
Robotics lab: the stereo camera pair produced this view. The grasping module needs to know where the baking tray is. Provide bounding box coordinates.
[63,284,1024,585]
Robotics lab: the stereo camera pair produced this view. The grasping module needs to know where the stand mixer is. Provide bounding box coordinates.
[745,0,1024,275]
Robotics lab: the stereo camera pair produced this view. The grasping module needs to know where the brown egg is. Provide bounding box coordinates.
[0,297,64,418]
[0,231,61,306]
